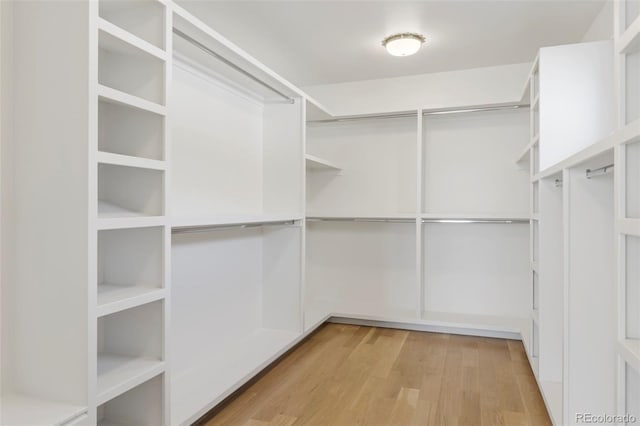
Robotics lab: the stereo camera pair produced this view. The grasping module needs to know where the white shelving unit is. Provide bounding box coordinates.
[1,1,634,425]
[615,1,640,422]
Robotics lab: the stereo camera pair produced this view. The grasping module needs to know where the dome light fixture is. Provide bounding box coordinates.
[382,32,426,57]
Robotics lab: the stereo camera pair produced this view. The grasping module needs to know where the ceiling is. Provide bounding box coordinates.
[178,0,606,87]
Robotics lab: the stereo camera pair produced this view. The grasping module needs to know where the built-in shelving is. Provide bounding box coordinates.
[98,85,166,116]
[98,18,167,61]
[619,339,640,373]
[97,151,166,171]
[97,284,165,317]
[305,154,341,171]
[96,354,164,405]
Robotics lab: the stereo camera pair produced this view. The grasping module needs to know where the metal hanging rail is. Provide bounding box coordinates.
[306,104,527,124]
[586,163,614,179]
[422,218,529,224]
[172,220,296,234]
[173,28,295,103]
[306,217,415,223]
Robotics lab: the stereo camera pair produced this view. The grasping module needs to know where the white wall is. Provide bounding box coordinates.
[581,1,613,42]
[303,62,532,116]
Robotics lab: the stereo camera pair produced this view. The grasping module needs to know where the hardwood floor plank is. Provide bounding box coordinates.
[204,324,551,426]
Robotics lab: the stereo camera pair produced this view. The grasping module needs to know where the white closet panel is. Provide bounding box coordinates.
[306,117,417,216]
[422,223,529,317]
[171,63,263,218]
[422,108,529,216]
[306,221,416,322]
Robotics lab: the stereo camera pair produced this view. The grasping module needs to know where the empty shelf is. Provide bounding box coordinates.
[619,339,640,372]
[98,18,167,61]
[98,85,166,116]
[97,284,165,317]
[305,154,341,171]
[0,393,86,426]
[97,354,164,405]
[97,152,166,171]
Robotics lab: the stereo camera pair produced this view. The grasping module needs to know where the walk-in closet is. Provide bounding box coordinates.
[1,0,639,425]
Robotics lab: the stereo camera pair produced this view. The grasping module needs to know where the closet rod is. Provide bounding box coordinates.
[306,104,527,124]
[306,217,415,223]
[422,218,529,224]
[172,220,296,234]
[586,163,614,179]
[172,28,295,103]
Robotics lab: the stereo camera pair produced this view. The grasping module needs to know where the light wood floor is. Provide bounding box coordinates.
[203,324,551,426]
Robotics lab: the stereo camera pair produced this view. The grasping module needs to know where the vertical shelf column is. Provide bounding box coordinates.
[615,0,640,420]
[91,1,170,424]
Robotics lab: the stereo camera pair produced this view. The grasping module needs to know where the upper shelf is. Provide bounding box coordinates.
[618,14,640,54]
[305,154,341,171]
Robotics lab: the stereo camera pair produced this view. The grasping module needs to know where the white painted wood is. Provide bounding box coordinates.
[626,235,640,339]
[170,61,263,218]
[97,285,165,318]
[618,13,640,54]
[98,98,164,160]
[2,1,90,416]
[98,164,164,217]
[565,160,616,420]
[619,340,640,373]
[305,154,340,171]
[422,223,529,318]
[0,394,87,426]
[306,117,417,216]
[96,355,164,406]
[539,40,615,170]
[171,328,299,426]
[99,29,165,104]
[540,380,563,426]
[306,221,417,319]
[422,108,529,217]
[98,85,166,116]
[98,375,163,426]
[99,0,166,50]
[263,99,304,217]
[262,226,303,332]
[538,175,564,384]
[97,151,166,171]
[98,18,167,61]
[626,363,640,423]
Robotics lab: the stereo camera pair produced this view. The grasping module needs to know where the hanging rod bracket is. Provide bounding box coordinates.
[585,163,614,179]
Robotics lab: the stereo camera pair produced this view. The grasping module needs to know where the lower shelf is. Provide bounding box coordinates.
[97,284,165,317]
[97,354,164,405]
[619,338,640,373]
[171,328,301,426]
[0,392,86,426]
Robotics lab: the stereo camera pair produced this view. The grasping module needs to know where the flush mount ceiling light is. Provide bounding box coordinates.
[382,32,426,57]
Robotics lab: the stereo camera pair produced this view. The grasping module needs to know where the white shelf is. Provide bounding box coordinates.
[171,214,303,230]
[531,93,540,110]
[534,130,616,181]
[98,85,166,116]
[97,284,165,317]
[619,219,640,237]
[97,151,166,171]
[619,339,640,373]
[617,15,640,54]
[97,354,164,405]
[97,201,165,230]
[307,213,416,220]
[619,117,640,146]
[0,393,86,426]
[421,212,530,221]
[171,328,301,426]
[98,18,167,61]
[540,380,563,426]
[516,145,531,165]
[305,154,341,171]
